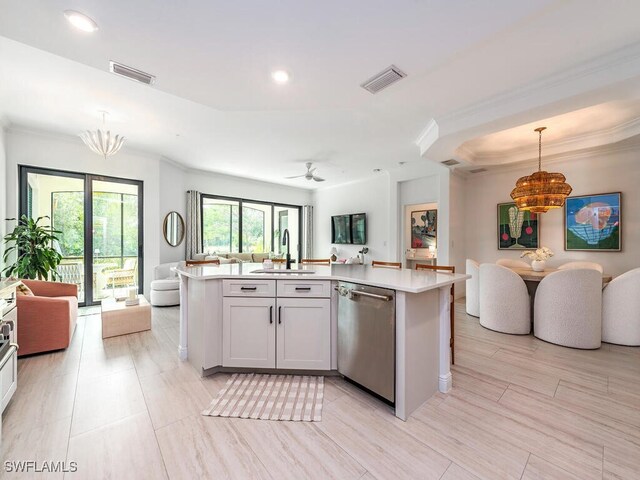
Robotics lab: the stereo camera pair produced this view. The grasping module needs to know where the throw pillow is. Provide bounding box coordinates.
[16,283,35,296]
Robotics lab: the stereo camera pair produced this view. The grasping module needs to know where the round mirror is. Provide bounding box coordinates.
[163,211,185,247]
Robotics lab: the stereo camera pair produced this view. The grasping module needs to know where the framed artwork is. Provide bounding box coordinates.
[564,192,621,251]
[497,202,539,250]
[351,213,366,245]
[411,209,437,249]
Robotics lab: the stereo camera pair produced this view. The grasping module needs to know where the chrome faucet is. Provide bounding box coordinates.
[281,229,291,269]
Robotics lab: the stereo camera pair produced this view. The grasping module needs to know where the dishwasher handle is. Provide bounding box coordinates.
[335,286,392,302]
[351,290,393,302]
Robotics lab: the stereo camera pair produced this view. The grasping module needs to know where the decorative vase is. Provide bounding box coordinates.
[531,260,546,272]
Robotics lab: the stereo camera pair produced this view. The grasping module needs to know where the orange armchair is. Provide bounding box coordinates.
[17,279,79,356]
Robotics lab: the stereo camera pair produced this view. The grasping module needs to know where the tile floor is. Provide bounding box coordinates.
[1,301,639,479]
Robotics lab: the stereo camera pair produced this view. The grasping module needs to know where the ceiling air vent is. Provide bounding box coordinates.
[361,65,406,94]
[470,168,488,174]
[109,61,156,85]
[441,159,460,167]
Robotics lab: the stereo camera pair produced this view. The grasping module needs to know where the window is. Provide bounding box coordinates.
[201,195,301,259]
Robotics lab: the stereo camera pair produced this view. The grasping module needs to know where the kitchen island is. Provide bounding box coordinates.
[175,263,469,420]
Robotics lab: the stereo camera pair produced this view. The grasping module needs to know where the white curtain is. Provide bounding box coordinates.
[302,205,313,259]
[185,190,202,260]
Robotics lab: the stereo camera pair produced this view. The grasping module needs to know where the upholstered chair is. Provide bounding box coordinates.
[558,261,603,273]
[534,269,602,349]
[496,258,531,269]
[465,259,480,317]
[602,267,640,346]
[150,261,183,306]
[479,264,530,334]
[17,279,78,356]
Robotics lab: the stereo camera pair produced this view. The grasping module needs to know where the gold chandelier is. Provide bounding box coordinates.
[510,127,572,213]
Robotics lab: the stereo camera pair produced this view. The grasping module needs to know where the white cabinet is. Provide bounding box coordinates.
[222,280,331,371]
[277,298,331,370]
[222,297,276,368]
[0,346,17,412]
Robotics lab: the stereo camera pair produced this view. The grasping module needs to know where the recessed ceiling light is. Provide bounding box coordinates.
[64,10,99,33]
[271,70,290,85]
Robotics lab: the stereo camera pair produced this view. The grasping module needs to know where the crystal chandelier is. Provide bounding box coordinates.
[510,127,572,214]
[79,111,125,159]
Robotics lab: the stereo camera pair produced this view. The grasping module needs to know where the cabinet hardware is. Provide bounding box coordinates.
[278,306,282,324]
[240,286,257,291]
[270,306,273,324]
[295,287,312,291]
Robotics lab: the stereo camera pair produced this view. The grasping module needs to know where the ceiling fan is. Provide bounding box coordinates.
[285,162,325,182]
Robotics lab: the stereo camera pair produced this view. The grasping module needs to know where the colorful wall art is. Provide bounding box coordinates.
[565,192,621,251]
[411,209,437,249]
[497,202,539,250]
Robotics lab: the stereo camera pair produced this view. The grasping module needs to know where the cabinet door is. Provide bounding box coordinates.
[0,346,17,413]
[223,297,276,368]
[277,298,331,370]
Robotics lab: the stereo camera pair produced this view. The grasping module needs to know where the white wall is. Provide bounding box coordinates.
[186,169,312,208]
[464,146,640,277]
[0,127,6,272]
[313,175,391,263]
[449,173,467,297]
[159,160,186,263]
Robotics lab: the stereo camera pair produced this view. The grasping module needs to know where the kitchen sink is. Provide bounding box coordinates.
[250,269,316,274]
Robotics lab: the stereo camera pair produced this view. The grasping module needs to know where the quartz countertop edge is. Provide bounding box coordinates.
[173,263,470,294]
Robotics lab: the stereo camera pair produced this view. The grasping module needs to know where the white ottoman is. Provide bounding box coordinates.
[150,278,180,306]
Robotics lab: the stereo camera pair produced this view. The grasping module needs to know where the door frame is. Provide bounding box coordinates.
[18,165,144,306]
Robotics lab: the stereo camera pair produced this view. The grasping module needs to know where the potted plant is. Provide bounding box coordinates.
[521,247,554,272]
[3,215,63,280]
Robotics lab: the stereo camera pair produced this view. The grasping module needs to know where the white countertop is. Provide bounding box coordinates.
[175,263,469,294]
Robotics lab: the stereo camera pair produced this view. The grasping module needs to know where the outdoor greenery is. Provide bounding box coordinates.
[3,215,63,280]
[202,203,269,253]
[51,191,138,266]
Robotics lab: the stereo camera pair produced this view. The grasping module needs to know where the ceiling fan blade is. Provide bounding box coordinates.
[285,174,306,179]
[313,176,325,182]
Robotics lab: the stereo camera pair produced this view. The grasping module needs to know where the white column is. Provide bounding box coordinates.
[178,274,189,360]
[438,285,452,393]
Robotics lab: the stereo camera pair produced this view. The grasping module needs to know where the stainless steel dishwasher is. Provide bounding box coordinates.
[336,282,395,403]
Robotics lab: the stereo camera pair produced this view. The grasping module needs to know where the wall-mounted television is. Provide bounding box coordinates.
[331,213,366,245]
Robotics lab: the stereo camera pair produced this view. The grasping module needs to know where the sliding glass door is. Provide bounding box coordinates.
[91,179,141,303]
[19,166,143,306]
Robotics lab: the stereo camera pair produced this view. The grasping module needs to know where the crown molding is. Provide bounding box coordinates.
[438,41,640,131]
[463,135,640,179]
[415,118,439,155]
[458,116,640,165]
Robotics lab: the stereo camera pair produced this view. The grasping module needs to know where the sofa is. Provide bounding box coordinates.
[150,262,183,306]
[191,252,277,263]
[17,279,78,356]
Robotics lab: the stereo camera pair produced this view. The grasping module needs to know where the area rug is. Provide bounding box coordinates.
[202,373,324,422]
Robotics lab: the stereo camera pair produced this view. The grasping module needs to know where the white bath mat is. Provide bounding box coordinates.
[202,373,324,422]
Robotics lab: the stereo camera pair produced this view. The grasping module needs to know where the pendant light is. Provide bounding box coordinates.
[79,111,125,159]
[510,127,572,213]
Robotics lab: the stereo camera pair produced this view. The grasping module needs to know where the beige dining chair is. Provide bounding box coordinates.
[301,258,331,265]
[558,261,603,273]
[465,259,480,318]
[479,264,530,334]
[602,267,640,346]
[371,261,402,269]
[534,269,602,349]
